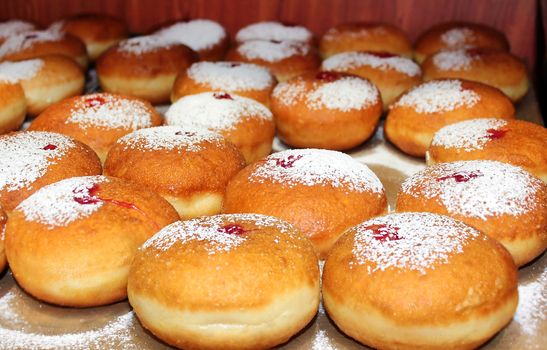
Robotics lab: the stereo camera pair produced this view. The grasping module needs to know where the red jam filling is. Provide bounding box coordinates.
[229,62,241,67]
[269,39,282,44]
[175,131,196,137]
[275,154,303,168]
[367,51,397,58]
[42,144,57,151]
[213,92,233,100]
[85,96,106,108]
[316,71,341,82]
[218,224,247,235]
[369,224,401,242]
[437,170,483,183]
[23,33,38,40]
[485,128,508,140]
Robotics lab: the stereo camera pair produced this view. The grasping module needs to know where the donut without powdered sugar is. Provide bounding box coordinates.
[0,80,26,135]
[0,206,7,271]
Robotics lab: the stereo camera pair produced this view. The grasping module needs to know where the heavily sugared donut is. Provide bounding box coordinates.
[96,35,198,104]
[5,175,179,307]
[414,21,509,63]
[104,126,245,219]
[397,160,547,266]
[0,20,36,45]
[323,212,518,350]
[422,48,529,101]
[428,118,547,182]
[128,213,320,350]
[171,61,276,106]
[225,40,320,82]
[0,206,7,271]
[384,79,515,157]
[0,28,88,68]
[321,51,422,109]
[164,91,274,163]
[235,21,314,45]
[154,19,229,61]
[320,22,413,59]
[223,149,387,258]
[271,71,382,150]
[29,92,163,162]
[0,55,85,116]
[0,81,26,134]
[0,131,102,212]
[49,14,128,61]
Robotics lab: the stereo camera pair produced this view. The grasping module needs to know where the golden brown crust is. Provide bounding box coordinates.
[384,79,515,157]
[414,21,509,63]
[0,206,7,271]
[5,176,179,307]
[320,22,413,59]
[0,81,26,135]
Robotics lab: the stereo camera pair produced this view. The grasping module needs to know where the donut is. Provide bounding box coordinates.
[28,92,163,162]
[0,206,7,272]
[0,28,88,68]
[0,20,36,45]
[0,81,26,134]
[128,213,320,350]
[154,19,229,61]
[422,48,529,102]
[323,212,518,350]
[397,160,547,266]
[225,40,320,82]
[223,149,387,258]
[319,22,413,59]
[428,118,547,182]
[171,61,276,106]
[96,35,198,104]
[414,21,509,63]
[271,71,382,150]
[235,21,314,45]
[0,55,85,116]
[0,131,102,212]
[164,91,275,163]
[4,175,179,307]
[321,51,422,109]
[384,79,515,157]
[49,14,128,61]
[104,126,245,219]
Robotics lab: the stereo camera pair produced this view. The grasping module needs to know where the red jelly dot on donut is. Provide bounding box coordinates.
[85,96,106,108]
[369,224,401,242]
[367,51,397,58]
[485,128,508,140]
[437,170,483,183]
[42,144,57,150]
[270,39,282,44]
[218,224,247,235]
[213,92,233,100]
[73,183,101,205]
[175,131,196,137]
[24,33,38,40]
[275,154,303,168]
[230,62,241,67]
[316,71,341,82]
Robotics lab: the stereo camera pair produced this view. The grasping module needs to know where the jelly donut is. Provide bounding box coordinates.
[414,21,509,63]
[0,55,85,116]
[104,126,245,219]
[384,79,515,157]
[319,22,413,59]
[171,61,276,106]
[5,175,179,307]
[323,212,518,350]
[397,160,547,266]
[0,131,102,212]
[0,206,7,272]
[49,14,128,61]
[0,28,88,68]
[0,81,26,134]
[0,20,36,45]
[428,118,547,182]
[29,92,163,162]
[235,21,314,45]
[225,40,320,82]
[128,213,320,350]
[321,51,422,109]
[165,92,274,163]
[96,35,198,104]
[271,71,382,150]
[422,48,529,102]
[223,149,387,258]
[154,19,229,61]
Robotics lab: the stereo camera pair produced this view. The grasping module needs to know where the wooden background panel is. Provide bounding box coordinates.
[0,0,538,69]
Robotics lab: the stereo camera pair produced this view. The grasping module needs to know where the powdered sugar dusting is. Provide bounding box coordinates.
[165,92,272,131]
[323,25,387,41]
[432,49,477,71]
[117,35,177,55]
[306,77,379,111]
[394,80,480,114]
[67,93,154,130]
[143,214,293,254]
[187,61,274,91]
[237,40,311,62]
[249,149,384,193]
[0,20,35,39]
[440,27,475,48]
[514,268,547,336]
[351,212,481,274]
[322,51,421,77]
[0,29,64,58]
[118,126,223,153]
[400,160,544,220]
[0,132,76,192]
[0,59,44,83]
[431,118,508,151]
[272,79,306,106]
[236,21,312,43]
[17,176,108,228]
[155,19,226,51]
